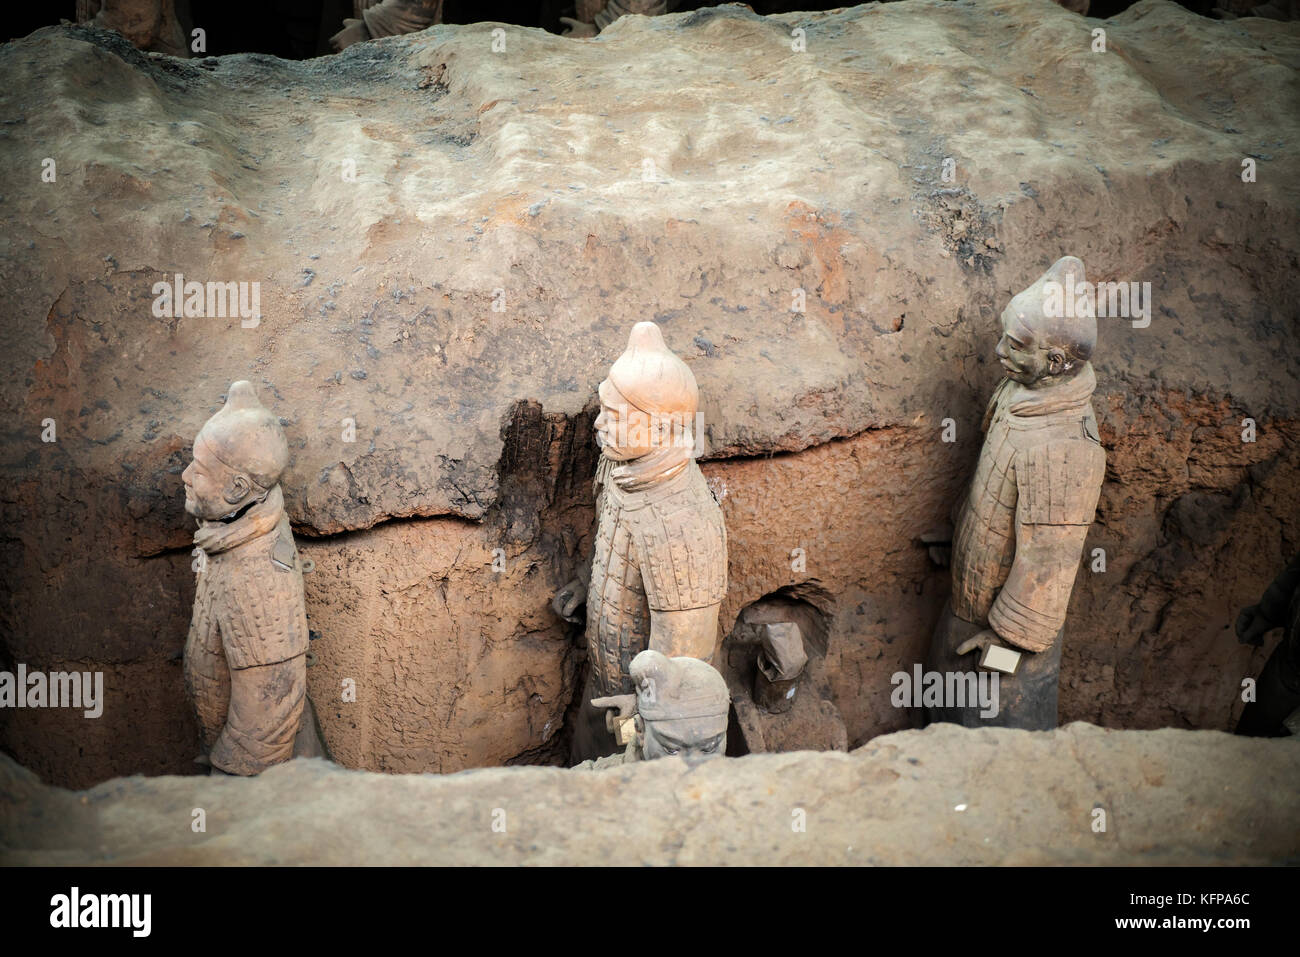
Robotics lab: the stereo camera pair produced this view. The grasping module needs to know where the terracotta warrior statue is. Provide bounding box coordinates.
[331,0,443,51]
[1235,551,1300,737]
[76,0,188,57]
[554,321,727,761]
[579,649,730,769]
[926,256,1106,729]
[560,0,681,37]
[182,381,312,775]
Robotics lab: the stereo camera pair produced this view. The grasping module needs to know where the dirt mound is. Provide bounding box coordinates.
[0,1,1297,785]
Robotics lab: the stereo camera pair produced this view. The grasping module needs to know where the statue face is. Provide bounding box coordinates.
[182,434,252,520]
[994,305,1068,388]
[595,379,656,461]
[640,714,727,767]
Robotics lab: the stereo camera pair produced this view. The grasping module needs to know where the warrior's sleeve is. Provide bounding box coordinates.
[215,533,311,670]
[952,381,1012,529]
[362,0,442,37]
[633,482,727,612]
[183,575,228,750]
[988,438,1106,652]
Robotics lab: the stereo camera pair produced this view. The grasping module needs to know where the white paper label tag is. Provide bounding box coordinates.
[616,716,637,746]
[980,643,1022,675]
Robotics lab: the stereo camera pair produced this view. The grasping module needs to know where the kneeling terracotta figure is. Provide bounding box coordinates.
[926,256,1106,729]
[579,649,730,769]
[182,381,311,775]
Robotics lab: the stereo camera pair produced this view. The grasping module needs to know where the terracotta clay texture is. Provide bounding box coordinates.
[582,648,730,768]
[0,3,1297,785]
[182,382,309,775]
[753,621,808,713]
[628,649,728,764]
[75,0,187,56]
[331,0,443,52]
[928,257,1107,729]
[562,0,680,37]
[565,322,728,760]
[721,601,847,754]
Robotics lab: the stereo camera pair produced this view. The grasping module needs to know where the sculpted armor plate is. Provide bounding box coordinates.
[586,454,727,696]
[927,256,1107,730]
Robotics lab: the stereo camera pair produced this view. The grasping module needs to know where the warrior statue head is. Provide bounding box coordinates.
[183,381,289,521]
[596,321,698,461]
[630,649,729,765]
[995,256,1096,389]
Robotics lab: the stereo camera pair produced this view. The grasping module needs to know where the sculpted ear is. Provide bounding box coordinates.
[1047,347,1070,375]
[223,473,253,505]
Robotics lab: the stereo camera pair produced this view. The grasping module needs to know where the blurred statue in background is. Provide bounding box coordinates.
[183,380,321,775]
[559,0,1089,37]
[76,0,189,57]
[926,256,1106,730]
[554,321,727,762]
[561,0,681,37]
[331,0,443,51]
[1212,0,1298,20]
[578,650,729,769]
[1235,551,1300,737]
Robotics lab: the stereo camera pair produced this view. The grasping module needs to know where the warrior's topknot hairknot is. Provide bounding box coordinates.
[196,380,289,490]
[1010,255,1097,363]
[608,321,699,417]
[631,649,730,722]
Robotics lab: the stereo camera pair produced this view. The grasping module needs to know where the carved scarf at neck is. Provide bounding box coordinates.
[609,443,693,494]
[193,484,285,556]
[983,362,1097,431]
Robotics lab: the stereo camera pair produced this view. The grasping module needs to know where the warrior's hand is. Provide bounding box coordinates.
[331,19,371,51]
[591,694,637,724]
[1235,604,1277,648]
[591,694,638,741]
[920,527,953,568]
[955,629,1005,658]
[559,17,599,37]
[552,577,588,623]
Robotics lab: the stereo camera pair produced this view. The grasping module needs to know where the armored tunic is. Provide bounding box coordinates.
[950,364,1106,653]
[188,514,309,670]
[585,454,727,697]
[184,486,310,774]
